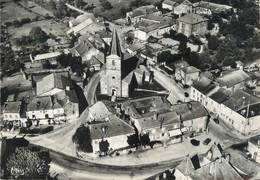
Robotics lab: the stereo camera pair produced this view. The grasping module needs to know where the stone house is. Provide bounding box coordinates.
[247,135,260,163]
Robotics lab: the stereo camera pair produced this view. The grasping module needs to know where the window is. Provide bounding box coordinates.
[9,115,12,118]
[5,115,8,118]
[15,115,18,119]
[193,89,195,93]
[162,133,165,137]
[112,60,115,66]
[112,76,115,79]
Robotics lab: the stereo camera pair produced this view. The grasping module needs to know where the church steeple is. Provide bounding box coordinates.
[109,28,122,57]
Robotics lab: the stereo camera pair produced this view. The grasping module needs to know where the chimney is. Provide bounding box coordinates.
[66,86,71,91]
[153,113,158,120]
[242,96,246,107]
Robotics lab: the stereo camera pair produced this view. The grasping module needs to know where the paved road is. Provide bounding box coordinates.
[150,67,190,104]
[84,68,105,106]
[66,3,86,14]
[36,144,184,179]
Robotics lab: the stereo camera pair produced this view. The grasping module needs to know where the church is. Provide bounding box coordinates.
[100,28,149,98]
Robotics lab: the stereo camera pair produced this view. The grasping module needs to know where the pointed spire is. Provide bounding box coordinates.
[109,28,122,57]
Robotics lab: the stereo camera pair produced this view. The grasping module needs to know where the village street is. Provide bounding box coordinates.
[150,66,190,104]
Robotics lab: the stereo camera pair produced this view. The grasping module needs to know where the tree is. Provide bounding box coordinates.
[29,27,48,43]
[72,125,93,153]
[178,40,190,57]
[140,133,150,147]
[99,0,113,10]
[99,140,109,155]
[6,147,51,179]
[55,0,68,18]
[127,134,139,147]
[208,35,219,50]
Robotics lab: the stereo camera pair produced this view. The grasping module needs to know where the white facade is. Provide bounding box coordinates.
[162,3,174,10]
[174,169,193,180]
[248,141,260,163]
[26,109,54,120]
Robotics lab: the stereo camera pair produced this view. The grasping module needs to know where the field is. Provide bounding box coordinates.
[84,0,161,20]
[1,1,36,24]
[8,19,69,42]
[19,0,54,17]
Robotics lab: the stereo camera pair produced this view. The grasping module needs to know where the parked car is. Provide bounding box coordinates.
[190,139,200,146]
[213,118,219,124]
[203,138,211,145]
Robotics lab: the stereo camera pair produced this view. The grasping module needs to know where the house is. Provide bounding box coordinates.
[178,66,200,86]
[126,43,145,56]
[67,18,105,36]
[174,155,243,180]
[88,101,113,122]
[176,13,209,37]
[247,135,260,164]
[173,0,193,16]
[68,13,95,28]
[220,90,260,134]
[122,96,183,143]
[100,28,144,98]
[126,5,160,24]
[206,88,231,115]
[215,69,251,92]
[88,114,135,154]
[134,19,175,41]
[3,101,26,127]
[70,36,105,62]
[193,1,233,14]
[29,52,62,65]
[162,0,178,10]
[35,72,79,118]
[158,38,180,48]
[134,65,152,84]
[171,101,209,134]
[26,96,54,124]
[190,77,218,106]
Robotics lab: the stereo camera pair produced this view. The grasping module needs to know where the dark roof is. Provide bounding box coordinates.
[249,135,260,147]
[3,101,22,113]
[171,101,209,121]
[166,60,189,69]
[27,96,52,111]
[222,90,260,117]
[73,39,95,58]
[163,0,178,6]
[108,28,122,57]
[176,156,196,176]
[209,88,231,104]
[205,143,223,161]
[177,13,208,24]
[216,70,251,88]
[192,77,217,95]
[181,66,200,74]
[88,115,135,140]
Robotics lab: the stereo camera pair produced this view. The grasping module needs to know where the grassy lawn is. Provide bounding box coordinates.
[19,0,54,17]
[7,19,69,48]
[84,0,161,20]
[1,1,36,24]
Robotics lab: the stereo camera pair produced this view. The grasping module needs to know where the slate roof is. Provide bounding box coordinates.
[3,101,22,114]
[89,101,113,120]
[209,88,231,104]
[33,52,62,61]
[216,70,251,88]
[72,18,93,34]
[88,115,135,140]
[171,101,209,121]
[27,96,52,111]
[205,143,223,161]
[166,60,189,70]
[73,39,95,59]
[249,135,260,147]
[176,156,196,176]
[181,66,200,74]
[136,110,181,130]
[36,72,71,96]
[109,28,122,57]
[222,90,260,112]
[192,77,217,95]
[177,13,208,24]
[190,157,243,180]
[163,0,178,6]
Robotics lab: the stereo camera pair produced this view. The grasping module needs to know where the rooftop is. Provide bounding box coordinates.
[209,88,231,104]
[88,115,135,140]
[181,66,200,74]
[88,101,113,121]
[108,28,122,57]
[3,101,22,114]
[216,69,251,88]
[27,96,52,111]
[166,60,189,69]
[192,77,217,95]
[158,38,180,47]
[177,13,208,24]
[171,101,209,121]
[163,0,178,6]
[249,135,260,147]
[222,90,260,118]
[33,52,62,61]
[36,72,72,96]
